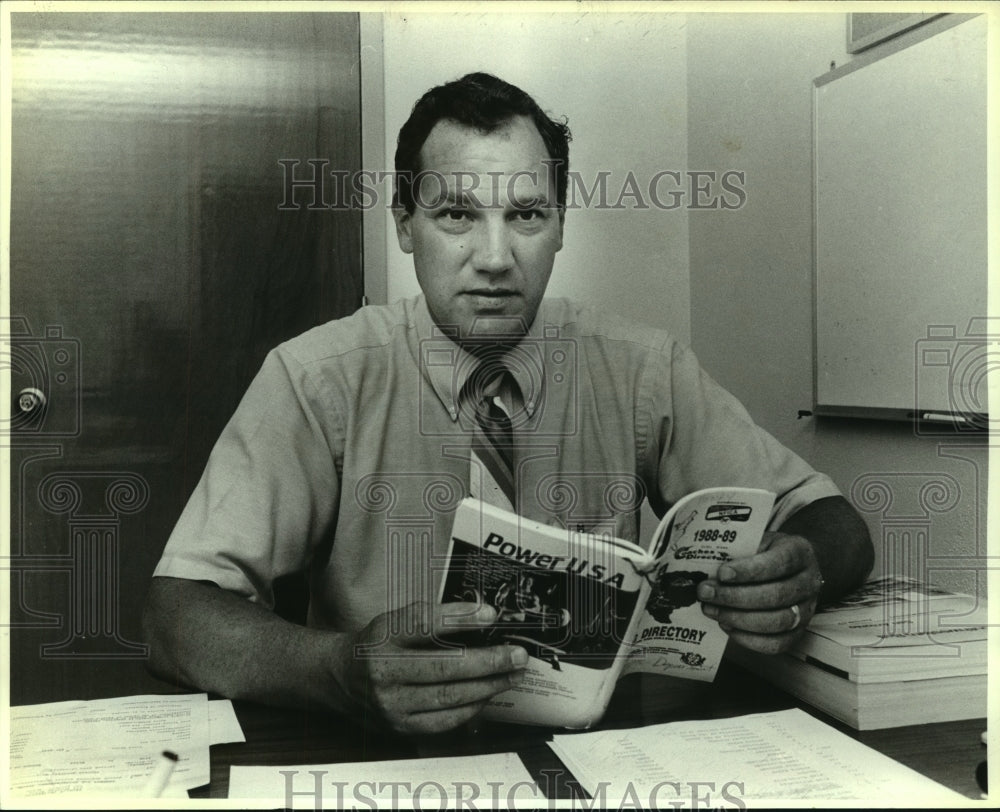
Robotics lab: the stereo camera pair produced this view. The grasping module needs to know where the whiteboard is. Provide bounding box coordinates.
[812,14,988,426]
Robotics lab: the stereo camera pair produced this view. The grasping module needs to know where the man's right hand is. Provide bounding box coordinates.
[338,601,528,734]
[144,580,527,735]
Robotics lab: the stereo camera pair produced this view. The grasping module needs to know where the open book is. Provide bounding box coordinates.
[438,487,775,728]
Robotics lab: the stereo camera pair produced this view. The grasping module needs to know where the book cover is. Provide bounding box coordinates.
[621,488,774,682]
[791,575,988,682]
[438,487,775,727]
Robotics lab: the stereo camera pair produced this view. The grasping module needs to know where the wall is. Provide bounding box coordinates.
[380,11,691,343]
[686,13,988,596]
[375,11,989,598]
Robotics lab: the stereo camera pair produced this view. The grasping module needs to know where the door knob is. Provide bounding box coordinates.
[17,387,46,414]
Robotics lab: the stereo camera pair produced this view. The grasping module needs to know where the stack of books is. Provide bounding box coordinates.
[728,575,988,730]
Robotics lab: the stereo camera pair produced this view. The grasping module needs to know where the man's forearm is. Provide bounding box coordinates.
[778,495,874,605]
[142,577,356,713]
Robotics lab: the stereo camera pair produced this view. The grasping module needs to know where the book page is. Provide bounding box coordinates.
[548,708,964,806]
[623,488,774,681]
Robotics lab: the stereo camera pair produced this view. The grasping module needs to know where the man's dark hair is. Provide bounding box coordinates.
[393,72,571,213]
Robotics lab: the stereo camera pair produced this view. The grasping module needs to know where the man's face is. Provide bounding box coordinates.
[393,116,564,346]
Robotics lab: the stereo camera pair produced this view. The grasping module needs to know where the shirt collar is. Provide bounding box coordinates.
[413,294,544,421]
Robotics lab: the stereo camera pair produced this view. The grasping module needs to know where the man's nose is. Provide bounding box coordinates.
[472,220,514,274]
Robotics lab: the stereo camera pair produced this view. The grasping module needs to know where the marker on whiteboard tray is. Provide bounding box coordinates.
[921,412,967,423]
[142,750,179,797]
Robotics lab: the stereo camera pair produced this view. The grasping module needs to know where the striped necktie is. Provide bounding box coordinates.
[464,360,517,510]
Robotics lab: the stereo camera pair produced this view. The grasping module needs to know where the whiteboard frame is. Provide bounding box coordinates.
[846,12,943,54]
[811,13,988,429]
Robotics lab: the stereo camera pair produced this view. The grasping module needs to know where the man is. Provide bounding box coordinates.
[144,73,873,735]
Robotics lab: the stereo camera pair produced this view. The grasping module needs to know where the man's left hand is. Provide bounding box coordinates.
[697,531,824,654]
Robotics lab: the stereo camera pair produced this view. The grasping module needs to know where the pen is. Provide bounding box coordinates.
[142,749,179,798]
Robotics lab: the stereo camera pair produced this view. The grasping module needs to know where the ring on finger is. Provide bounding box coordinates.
[789,604,801,631]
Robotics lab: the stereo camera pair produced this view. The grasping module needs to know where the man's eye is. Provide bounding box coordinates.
[441,209,470,221]
[514,209,543,221]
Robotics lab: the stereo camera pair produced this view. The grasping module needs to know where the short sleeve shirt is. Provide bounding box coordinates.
[154,295,841,631]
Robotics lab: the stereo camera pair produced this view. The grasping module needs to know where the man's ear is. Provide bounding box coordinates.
[392,206,414,254]
[555,207,565,252]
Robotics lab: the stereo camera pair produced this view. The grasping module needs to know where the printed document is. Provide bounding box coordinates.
[7,693,213,799]
[229,752,538,806]
[549,708,964,806]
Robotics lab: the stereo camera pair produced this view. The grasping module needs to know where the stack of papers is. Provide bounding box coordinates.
[6,693,244,800]
[549,708,965,806]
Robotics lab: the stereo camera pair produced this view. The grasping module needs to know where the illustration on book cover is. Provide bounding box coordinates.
[440,535,640,672]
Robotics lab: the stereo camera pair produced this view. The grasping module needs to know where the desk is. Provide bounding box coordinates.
[194,662,986,801]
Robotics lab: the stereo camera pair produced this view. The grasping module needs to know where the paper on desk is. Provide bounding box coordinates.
[549,708,965,807]
[229,752,538,806]
[7,693,211,799]
[208,699,245,744]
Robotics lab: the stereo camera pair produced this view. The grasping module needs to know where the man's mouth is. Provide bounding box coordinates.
[464,289,519,300]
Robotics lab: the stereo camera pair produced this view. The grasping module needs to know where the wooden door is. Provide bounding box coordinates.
[6,11,363,703]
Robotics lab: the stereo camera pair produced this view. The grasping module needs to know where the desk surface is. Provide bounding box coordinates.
[196,662,986,801]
